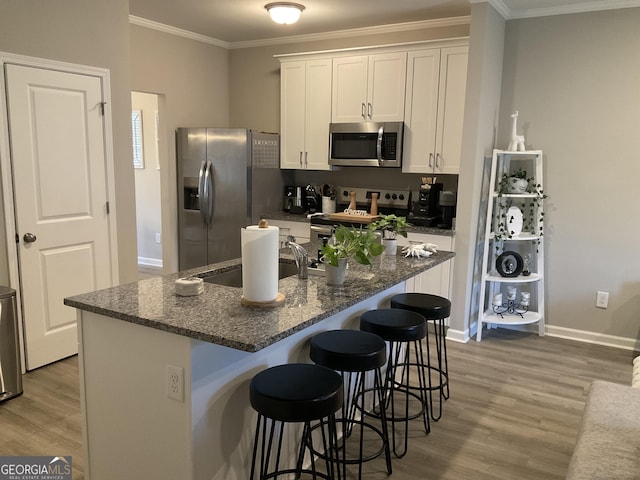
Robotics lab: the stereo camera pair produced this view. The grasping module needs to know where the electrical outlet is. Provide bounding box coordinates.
[166,364,184,402]
[155,232,161,244]
[596,291,609,309]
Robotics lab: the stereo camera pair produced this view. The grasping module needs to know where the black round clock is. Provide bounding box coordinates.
[496,251,524,277]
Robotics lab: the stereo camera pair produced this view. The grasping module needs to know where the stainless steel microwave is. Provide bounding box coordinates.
[329,122,404,167]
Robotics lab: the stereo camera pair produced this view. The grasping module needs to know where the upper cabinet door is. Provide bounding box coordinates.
[280,59,332,171]
[280,61,306,169]
[367,52,407,122]
[331,56,368,123]
[304,59,332,170]
[402,49,441,174]
[402,46,468,174]
[434,46,468,175]
[332,52,406,123]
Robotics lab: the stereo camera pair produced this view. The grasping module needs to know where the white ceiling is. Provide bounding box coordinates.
[128,0,640,45]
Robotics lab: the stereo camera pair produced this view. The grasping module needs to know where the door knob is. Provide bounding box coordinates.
[23,233,37,243]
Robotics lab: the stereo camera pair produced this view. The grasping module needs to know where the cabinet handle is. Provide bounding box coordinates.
[436,153,442,168]
[367,102,372,118]
[428,153,434,168]
[299,151,303,167]
[361,102,366,119]
[304,151,308,167]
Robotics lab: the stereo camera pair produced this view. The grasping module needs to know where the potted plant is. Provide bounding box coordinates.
[494,168,546,252]
[369,214,410,255]
[320,225,385,285]
[498,167,529,194]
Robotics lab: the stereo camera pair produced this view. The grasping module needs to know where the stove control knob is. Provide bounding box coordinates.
[391,194,397,200]
[385,193,391,199]
[399,194,405,200]
[343,190,349,197]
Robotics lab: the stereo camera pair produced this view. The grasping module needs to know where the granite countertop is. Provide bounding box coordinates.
[264,211,456,237]
[64,242,454,353]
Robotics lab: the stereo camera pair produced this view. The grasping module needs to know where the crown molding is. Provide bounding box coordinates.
[470,0,511,19]
[229,16,470,50]
[129,15,230,49]
[471,0,640,20]
[129,15,470,51]
[508,0,640,19]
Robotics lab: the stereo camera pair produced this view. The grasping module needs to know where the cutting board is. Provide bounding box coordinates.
[328,212,381,224]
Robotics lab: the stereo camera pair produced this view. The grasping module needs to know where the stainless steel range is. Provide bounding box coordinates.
[309,186,411,240]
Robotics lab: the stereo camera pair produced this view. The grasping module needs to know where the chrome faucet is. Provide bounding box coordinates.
[286,235,308,279]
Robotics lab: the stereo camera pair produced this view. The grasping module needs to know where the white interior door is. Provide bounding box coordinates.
[5,64,113,369]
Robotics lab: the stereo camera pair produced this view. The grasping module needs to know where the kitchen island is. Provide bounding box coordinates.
[65,245,454,480]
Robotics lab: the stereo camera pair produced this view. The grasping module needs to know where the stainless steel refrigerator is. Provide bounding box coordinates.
[177,128,283,271]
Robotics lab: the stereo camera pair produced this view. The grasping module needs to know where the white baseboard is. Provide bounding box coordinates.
[138,257,163,267]
[446,328,470,343]
[546,325,640,352]
[458,321,640,351]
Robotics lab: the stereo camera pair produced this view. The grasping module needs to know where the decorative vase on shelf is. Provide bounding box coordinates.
[325,258,347,286]
[506,178,528,193]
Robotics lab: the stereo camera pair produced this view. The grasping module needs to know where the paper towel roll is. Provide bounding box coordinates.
[241,224,279,303]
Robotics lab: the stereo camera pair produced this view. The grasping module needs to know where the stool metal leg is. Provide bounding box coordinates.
[330,369,391,479]
[384,340,430,458]
[425,318,450,421]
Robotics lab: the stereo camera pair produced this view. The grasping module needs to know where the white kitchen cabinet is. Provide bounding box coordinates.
[402,46,468,174]
[280,59,332,170]
[331,52,407,123]
[266,219,310,247]
[476,150,545,341]
[397,232,454,299]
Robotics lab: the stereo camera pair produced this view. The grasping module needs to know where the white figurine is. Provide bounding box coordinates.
[508,111,525,151]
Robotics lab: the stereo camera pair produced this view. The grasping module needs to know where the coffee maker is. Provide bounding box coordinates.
[438,191,457,229]
[283,186,304,214]
[412,178,443,226]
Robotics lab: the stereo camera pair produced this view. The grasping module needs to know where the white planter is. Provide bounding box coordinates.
[382,238,397,256]
[506,178,528,194]
[325,258,347,286]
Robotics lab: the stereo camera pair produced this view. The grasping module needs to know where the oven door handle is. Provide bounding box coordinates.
[310,224,334,235]
[376,125,384,166]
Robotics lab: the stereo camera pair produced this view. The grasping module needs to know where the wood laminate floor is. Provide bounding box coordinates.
[0,329,634,480]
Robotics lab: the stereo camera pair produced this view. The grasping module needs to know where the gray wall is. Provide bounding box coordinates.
[130,25,230,273]
[452,2,506,340]
[499,8,640,343]
[0,0,138,283]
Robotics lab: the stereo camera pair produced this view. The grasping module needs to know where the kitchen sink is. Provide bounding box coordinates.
[197,260,299,288]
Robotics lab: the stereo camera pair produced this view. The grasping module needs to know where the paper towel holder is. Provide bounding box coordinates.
[240,219,286,308]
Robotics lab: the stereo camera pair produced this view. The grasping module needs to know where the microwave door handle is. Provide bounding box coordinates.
[198,160,208,225]
[204,159,214,224]
[376,125,384,166]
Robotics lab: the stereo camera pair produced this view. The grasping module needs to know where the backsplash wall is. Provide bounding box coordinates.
[292,169,458,205]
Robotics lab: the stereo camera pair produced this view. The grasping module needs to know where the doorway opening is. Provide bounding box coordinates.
[131,91,163,278]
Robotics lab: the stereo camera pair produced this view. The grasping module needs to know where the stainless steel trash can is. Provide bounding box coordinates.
[0,286,22,402]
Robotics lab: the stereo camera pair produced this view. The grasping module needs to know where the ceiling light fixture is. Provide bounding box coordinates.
[264,2,305,25]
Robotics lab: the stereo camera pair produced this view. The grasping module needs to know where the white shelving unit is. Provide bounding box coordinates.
[477,149,545,341]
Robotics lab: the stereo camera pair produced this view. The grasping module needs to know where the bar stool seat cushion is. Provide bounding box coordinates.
[360,309,427,341]
[391,293,451,320]
[250,364,343,423]
[310,330,386,372]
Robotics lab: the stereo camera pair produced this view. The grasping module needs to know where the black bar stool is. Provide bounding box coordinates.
[310,329,392,480]
[390,292,452,421]
[249,363,343,480]
[359,308,430,458]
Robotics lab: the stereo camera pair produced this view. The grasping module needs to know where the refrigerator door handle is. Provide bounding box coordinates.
[204,159,214,224]
[198,159,208,225]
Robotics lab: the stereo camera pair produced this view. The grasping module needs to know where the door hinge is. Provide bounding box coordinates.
[15,233,19,244]
[106,201,110,214]
[99,101,107,116]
